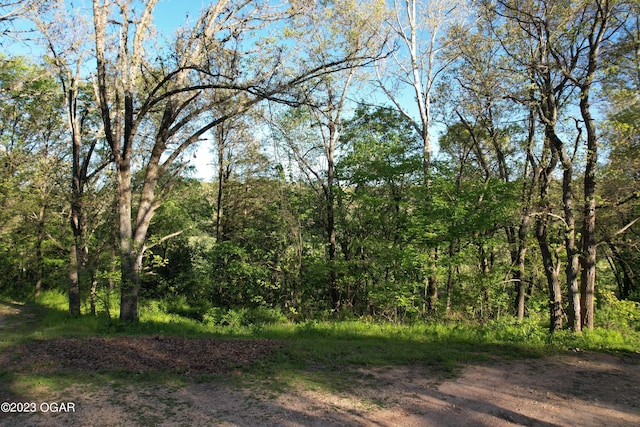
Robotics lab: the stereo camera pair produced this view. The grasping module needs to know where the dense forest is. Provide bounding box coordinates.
[0,0,638,333]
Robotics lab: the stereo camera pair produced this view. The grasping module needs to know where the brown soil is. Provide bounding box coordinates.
[3,336,281,375]
[1,304,639,426]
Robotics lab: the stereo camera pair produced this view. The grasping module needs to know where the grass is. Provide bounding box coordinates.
[1,289,639,401]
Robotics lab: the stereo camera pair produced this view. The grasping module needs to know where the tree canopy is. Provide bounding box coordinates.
[0,0,638,332]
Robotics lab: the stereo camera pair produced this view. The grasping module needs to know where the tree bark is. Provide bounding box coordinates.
[579,0,610,331]
[327,102,340,311]
[68,91,83,317]
[216,125,226,242]
[34,202,45,298]
[551,130,580,332]
[92,0,381,321]
[579,95,598,331]
[537,218,562,332]
[536,131,562,332]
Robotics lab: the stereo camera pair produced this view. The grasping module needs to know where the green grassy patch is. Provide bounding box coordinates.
[2,290,639,400]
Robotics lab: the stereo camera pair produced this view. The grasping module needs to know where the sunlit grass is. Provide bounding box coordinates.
[1,289,639,406]
[2,290,639,377]
[5,290,640,350]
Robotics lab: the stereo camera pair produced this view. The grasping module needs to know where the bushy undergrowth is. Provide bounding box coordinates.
[597,291,640,332]
[2,290,637,356]
[160,295,287,327]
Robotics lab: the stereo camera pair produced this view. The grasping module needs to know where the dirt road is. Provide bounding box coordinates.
[1,304,639,426]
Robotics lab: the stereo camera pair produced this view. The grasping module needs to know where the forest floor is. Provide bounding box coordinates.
[1,302,640,426]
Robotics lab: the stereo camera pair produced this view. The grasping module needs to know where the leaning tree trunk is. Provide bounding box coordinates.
[536,134,562,332]
[579,4,608,330]
[537,219,562,332]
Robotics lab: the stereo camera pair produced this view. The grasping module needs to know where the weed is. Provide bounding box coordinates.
[2,290,639,401]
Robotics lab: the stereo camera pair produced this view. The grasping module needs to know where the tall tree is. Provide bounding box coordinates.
[487,0,627,330]
[376,0,469,314]
[443,17,540,320]
[0,55,67,297]
[268,0,386,311]
[211,112,266,242]
[338,105,422,318]
[0,0,46,40]
[32,1,109,315]
[599,7,640,300]
[90,0,386,322]
[573,0,619,330]
[490,0,581,331]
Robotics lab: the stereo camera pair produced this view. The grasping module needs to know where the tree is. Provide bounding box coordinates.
[0,55,67,298]
[573,0,620,330]
[484,0,626,331]
[337,105,422,318]
[89,0,387,322]
[209,112,267,242]
[599,5,640,301]
[0,0,46,40]
[517,0,579,331]
[376,0,469,314]
[442,18,540,320]
[32,1,110,316]
[266,0,386,312]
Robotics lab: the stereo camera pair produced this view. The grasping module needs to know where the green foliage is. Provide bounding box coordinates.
[35,289,68,312]
[0,55,68,298]
[338,105,422,186]
[163,295,211,322]
[596,291,640,332]
[2,1,639,330]
[4,293,640,374]
[475,317,550,345]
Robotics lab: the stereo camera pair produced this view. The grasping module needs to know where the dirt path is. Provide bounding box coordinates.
[0,302,22,329]
[1,304,639,426]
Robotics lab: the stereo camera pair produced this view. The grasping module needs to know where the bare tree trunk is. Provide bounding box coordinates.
[540,69,580,331]
[214,123,231,241]
[537,219,562,332]
[68,241,81,316]
[327,115,339,311]
[514,94,539,321]
[119,254,142,322]
[445,242,456,314]
[216,143,225,242]
[553,132,580,332]
[68,127,83,317]
[117,165,140,323]
[563,162,581,332]
[579,0,610,331]
[90,270,98,316]
[514,217,530,320]
[536,131,562,332]
[34,203,45,298]
[580,102,598,331]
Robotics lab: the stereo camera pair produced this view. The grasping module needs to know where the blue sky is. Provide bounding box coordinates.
[2,0,437,182]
